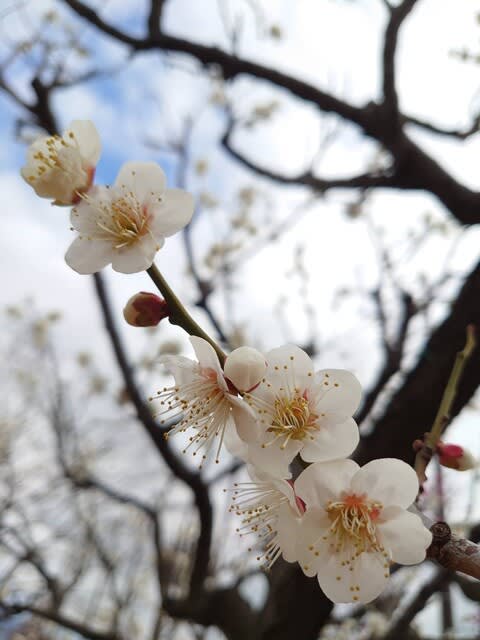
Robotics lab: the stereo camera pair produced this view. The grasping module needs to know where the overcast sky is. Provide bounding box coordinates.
[2,2,480,634]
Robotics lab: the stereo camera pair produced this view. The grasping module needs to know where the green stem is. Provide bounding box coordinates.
[415,324,476,479]
[428,325,476,446]
[147,263,226,366]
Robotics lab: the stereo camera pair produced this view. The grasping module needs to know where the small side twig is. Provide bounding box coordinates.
[147,263,226,365]
[414,324,476,486]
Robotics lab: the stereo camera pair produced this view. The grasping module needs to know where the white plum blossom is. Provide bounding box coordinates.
[152,337,265,464]
[65,161,194,274]
[21,120,100,205]
[294,458,432,604]
[230,465,304,567]
[235,344,361,477]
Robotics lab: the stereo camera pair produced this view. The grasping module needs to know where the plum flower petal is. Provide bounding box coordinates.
[67,120,101,165]
[21,120,100,205]
[264,344,314,390]
[111,235,164,273]
[191,336,226,389]
[295,459,359,509]
[223,414,250,459]
[115,161,166,195]
[150,189,197,237]
[317,549,390,605]
[295,458,431,604]
[377,507,433,565]
[295,509,331,577]
[313,368,362,417]
[64,237,113,274]
[231,399,261,444]
[246,439,302,479]
[300,417,359,463]
[65,162,194,275]
[351,458,419,509]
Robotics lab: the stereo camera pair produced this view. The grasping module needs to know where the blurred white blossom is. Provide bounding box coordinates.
[21,120,100,205]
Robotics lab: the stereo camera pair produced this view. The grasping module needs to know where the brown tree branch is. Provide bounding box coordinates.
[382,0,418,114]
[147,0,167,38]
[356,289,416,424]
[382,569,450,640]
[428,522,480,580]
[0,533,62,608]
[69,471,168,631]
[166,114,231,346]
[222,122,396,191]
[259,562,333,640]
[405,113,480,139]
[60,0,480,225]
[355,256,480,466]
[92,273,212,596]
[0,600,119,640]
[61,0,368,126]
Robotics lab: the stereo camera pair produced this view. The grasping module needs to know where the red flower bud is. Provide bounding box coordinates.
[437,441,476,471]
[123,292,169,327]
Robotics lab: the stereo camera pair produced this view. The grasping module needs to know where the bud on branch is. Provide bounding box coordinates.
[437,441,476,471]
[123,292,169,327]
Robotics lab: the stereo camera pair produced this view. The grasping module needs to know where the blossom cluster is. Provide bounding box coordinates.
[22,121,433,606]
[21,120,194,274]
[154,337,432,604]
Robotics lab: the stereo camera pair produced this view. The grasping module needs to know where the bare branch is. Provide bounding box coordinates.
[61,0,367,126]
[382,569,450,640]
[148,0,167,38]
[382,0,418,113]
[356,288,416,425]
[0,536,62,607]
[0,600,119,640]
[428,522,480,580]
[355,257,480,466]
[405,113,480,139]
[92,273,212,595]
[60,0,480,225]
[61,0,143,46]
[221,124,396,191]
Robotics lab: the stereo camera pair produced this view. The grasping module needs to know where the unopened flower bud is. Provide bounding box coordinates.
[123,292,169,327]
[224,346,266,392]
[437,441,477,471]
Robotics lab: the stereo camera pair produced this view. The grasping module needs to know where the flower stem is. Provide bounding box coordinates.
[415,324,476,485]
[147,263,226,366]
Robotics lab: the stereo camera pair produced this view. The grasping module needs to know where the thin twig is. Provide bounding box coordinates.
[415,324,476,486]
[147,263,226,365]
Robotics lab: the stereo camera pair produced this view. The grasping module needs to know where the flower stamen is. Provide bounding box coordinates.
[151,367,233,465]
[230,481,289,569]
[265,392,319,448]
[325,493,383,556]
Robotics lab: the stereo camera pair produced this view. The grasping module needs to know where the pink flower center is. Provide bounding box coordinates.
[325,492,383,554]
[200,367,218,383]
